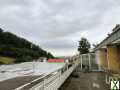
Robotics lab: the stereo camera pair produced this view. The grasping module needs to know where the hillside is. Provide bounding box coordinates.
[0,28,54,63]
[0,56,15,64]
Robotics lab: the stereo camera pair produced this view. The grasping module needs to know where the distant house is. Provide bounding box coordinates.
[48,59,65,63]
[37,57,47,62]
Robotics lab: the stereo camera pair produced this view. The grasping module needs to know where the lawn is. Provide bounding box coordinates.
[0,56,15,64]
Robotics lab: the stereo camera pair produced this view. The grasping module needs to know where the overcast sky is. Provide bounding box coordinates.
[0,0,120,56]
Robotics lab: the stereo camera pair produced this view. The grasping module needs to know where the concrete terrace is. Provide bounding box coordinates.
[59,71,110,90]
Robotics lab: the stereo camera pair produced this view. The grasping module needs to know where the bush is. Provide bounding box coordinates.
[0,61,4,65]
[15,55,32,63]
[71,72,79,78]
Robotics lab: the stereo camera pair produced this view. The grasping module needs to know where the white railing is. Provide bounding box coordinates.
[29,63,78,90]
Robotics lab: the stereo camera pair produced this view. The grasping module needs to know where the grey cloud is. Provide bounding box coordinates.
[0,0,120,56]
[41,39,75,50]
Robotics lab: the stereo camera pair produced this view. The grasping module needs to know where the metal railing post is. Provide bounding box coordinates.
[88,54,91,70]
[80,55,82,70]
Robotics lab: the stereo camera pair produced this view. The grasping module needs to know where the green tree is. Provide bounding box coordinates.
[15,55,32,63]
[0,27,54,63]
[47,52,54,59]
[78,38,91,54]
[0,28,3,33]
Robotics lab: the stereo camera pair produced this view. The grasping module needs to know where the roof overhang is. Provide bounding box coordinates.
[94,26,120,51]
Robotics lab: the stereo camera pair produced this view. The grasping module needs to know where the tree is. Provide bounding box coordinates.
[92,43,98,48]
[15,55,32,63]
[78,38,91,54]
[0,27,54,63]
[0,28,3,33]
[47,52,54,59]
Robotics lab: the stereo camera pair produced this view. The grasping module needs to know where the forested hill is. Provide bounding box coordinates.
[0,28,54,63]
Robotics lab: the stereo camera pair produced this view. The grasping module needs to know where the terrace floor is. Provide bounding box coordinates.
[59,71,110,90]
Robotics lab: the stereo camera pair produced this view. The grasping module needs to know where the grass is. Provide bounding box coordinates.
[0,56,15,64]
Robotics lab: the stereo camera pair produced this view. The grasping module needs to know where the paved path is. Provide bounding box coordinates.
[59,72,110,90]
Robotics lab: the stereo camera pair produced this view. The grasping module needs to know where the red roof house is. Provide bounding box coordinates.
[48,59,65,63]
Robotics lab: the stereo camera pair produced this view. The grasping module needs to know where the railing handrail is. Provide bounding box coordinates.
[29,63,78,90]
[15,65,65,90]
